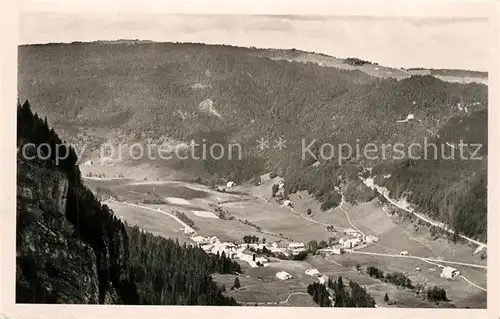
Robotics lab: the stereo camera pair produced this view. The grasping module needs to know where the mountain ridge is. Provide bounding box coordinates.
[19,41,488,83]
[18,41,488,240]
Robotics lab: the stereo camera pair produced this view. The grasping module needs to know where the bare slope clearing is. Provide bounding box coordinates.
[106,201,190,244]
[260,50,487,84]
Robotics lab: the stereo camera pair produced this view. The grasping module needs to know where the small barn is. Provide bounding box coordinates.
[440,267,460,279]
[305,269,321,277]
[276,271,293,280]
[365,235,379,244]
[283,200,294,208]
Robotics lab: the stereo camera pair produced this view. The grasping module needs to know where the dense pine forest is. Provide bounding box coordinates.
[18,41,488,240]
[307,276,376,307]
[126,225,240,305]
[372,108,487,241]
[16,101,239,304]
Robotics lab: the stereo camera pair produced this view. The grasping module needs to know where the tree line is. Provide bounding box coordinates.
[307,276,376,307]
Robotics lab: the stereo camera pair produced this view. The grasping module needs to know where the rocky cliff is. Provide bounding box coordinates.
[16,126,135,303]
[16,146,101,303]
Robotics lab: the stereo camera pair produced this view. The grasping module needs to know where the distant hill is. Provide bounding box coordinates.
[18,41,488,240]
[253,48,487,84]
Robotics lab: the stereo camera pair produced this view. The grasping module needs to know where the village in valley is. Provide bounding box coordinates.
[85,163,476,308]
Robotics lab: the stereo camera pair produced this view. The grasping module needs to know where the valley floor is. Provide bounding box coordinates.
[83,170,487,308]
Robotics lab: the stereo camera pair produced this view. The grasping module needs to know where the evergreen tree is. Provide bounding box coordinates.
[232,277,241,290]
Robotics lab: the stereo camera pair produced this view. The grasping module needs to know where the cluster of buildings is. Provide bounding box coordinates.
[316,228,379,256]
[456,101,482,113]
[247,241,308,257]
[191,235,235,255]
[189,235,276,268]
[336,229,379,250]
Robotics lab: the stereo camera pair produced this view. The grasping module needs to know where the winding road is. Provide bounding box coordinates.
[360,177,487,249]
[282,190,487,292]
[108,198,192,229]
[338,194,366,239]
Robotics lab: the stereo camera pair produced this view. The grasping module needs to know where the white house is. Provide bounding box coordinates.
[365,235,379,244]
[288,242,307,254]
[400,251,409,256]
[343,238,361,249]
[182,227,196,235]
[440,267,460,279]
[200,243,214,252]
[226,181,236,188]
[237,252,259,268]
[318,275,329,285]
[255,256,269,264]
[191,236,210,245]
[331,247,345,255]
[283,200,294,208]
[407,114,415,120]
[344,228,358,236]
[305,269,321,277]
[276,271,293,280]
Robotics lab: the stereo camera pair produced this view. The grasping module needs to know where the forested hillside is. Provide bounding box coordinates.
[16,101,239,304]
[18,41,488,240]
[372,109,487,241]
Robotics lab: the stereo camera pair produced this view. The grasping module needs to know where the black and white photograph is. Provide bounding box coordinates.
[5,0,495,314]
